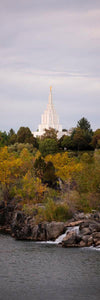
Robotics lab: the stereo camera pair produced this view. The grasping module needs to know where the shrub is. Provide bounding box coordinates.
[36,199,72,222]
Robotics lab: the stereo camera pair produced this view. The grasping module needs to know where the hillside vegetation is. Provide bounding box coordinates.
[0,118,100,222]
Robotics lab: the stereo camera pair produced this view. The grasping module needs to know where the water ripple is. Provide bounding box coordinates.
[0,235,100,300]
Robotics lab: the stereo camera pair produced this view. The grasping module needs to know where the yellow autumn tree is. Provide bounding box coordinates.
[45,152,82,200]
[0,147,21,202]
[19,148,34,175]
[19,171,46,204]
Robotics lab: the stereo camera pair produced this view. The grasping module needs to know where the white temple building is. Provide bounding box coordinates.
[33,87,63,138]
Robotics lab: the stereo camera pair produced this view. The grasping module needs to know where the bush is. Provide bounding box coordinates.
[37,199,72,222]
[39,138,58,157]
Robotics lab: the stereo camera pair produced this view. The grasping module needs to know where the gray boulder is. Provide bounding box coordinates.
[46,221,64,240]
[12,212,65,241]
[62,230,81,247]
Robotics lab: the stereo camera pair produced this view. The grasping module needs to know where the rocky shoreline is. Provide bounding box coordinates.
[0,201,100,248]
[63,216,100,247]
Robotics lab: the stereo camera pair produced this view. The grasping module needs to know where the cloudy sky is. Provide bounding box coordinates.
[0,0,100,133]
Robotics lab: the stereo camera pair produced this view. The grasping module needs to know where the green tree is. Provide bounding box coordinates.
[34,156,46,179]
[77,117,92,133]
[61,135,72,150]
[39,138,58,157]
[43,161,57,187]
[42,128,58,140]
[72,118,93,151]
[58,135,65,150]
[0,131,8,147]
[73,128,92,151]
[76,150,100,210]
[62,129,68,132]
[34,156,57,187]
[17,127,37,146]
[8,128,15,137]
[92,129,100,149]
[8,128,17,145]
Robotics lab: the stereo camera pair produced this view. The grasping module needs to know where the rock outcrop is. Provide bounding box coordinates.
[62,217,100,248]
[0,201,100,247]
[11,211,65,241]
[0,201,15,233]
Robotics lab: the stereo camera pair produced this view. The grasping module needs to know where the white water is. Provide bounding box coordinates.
[37,226,100,250]
[54,225,80,244]
[54,231,67,244]
[89,245,100,251]
[39,225,80,245]
[66,225,79,235]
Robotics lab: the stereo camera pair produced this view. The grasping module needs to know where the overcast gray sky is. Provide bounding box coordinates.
[0,0,100,132]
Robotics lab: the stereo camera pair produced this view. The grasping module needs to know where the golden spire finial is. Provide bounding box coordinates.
[50,86,52,92]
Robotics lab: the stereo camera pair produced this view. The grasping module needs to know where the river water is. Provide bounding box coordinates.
[0,235,100,300]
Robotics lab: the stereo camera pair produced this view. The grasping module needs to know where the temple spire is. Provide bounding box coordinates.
[49,86,52,104]
[50,86,52,92]
[33,87,62,138]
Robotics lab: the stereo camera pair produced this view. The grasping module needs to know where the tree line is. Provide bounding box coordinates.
[0,118,100,156]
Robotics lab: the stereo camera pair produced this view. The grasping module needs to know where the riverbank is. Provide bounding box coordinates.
[0,201,100,248]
